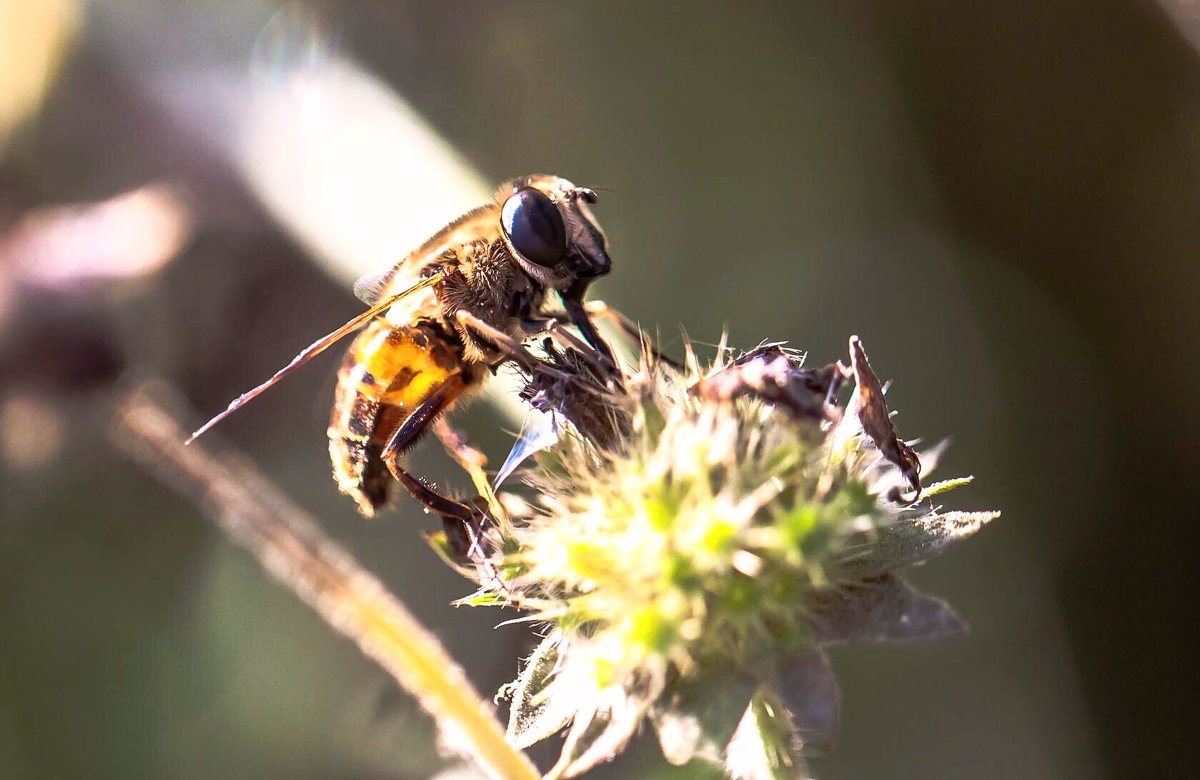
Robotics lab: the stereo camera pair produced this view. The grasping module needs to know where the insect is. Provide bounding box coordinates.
[190,174,625,523]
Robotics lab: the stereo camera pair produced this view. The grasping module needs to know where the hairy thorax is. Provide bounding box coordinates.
[437,239,545,364]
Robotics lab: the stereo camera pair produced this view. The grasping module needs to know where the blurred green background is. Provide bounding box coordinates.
[2,1,1197,778]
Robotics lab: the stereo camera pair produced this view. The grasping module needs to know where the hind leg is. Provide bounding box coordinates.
[379,377,501,570]
[379,375,477,525]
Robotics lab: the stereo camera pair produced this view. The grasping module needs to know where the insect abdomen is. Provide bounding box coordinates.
[328,319,467,515]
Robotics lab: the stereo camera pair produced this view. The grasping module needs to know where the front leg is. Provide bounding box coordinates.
[529,301,683,373]
[520,315,614,380]
[584,299,684,371]
[560,280,618,374]
[453,310,573,383]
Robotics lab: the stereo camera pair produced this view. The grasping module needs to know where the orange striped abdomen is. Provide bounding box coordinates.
[328,318,470,515]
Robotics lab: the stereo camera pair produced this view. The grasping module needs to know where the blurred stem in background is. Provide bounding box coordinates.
[111,387,539,780]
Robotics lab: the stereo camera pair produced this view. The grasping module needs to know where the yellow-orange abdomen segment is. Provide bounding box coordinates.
[329,319,465,515]
[353,319,462,407]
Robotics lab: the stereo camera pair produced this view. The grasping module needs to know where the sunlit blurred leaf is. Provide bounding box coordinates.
[0,0,78,149]
[0,185,190,293]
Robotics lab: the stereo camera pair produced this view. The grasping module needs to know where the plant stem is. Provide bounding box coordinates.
[111,384,541,780]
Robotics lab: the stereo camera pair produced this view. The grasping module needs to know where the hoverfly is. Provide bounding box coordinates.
[190,175,626,523]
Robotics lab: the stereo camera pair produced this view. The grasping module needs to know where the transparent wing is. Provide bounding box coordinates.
[352,265,400,304]
[354,203,501,304]
[494,410,561,488]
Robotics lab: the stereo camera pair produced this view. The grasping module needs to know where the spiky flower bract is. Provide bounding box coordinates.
[441,336,998,779]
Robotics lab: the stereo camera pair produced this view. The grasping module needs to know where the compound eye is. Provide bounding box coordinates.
[501,187,566,268]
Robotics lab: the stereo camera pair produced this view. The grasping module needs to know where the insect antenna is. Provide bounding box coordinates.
[187,272,445,443]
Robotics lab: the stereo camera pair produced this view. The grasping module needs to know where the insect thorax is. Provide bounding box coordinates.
[437,238,546,364]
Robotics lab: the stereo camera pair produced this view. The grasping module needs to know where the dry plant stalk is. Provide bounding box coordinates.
[110,385,539,780]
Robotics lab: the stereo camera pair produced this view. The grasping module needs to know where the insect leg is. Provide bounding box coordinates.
[378,381,506,582]
[520,315,612,378]
[452,311,573,382]
[559,280,619,372]
[380,377,477,524]
[433,417,509,532]
[584,300,685,371]
[533,303,682,373]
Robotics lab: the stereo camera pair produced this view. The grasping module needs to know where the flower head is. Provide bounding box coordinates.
[439,335,998,778]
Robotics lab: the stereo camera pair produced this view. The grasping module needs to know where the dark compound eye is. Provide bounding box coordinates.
[501,187,566,268]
